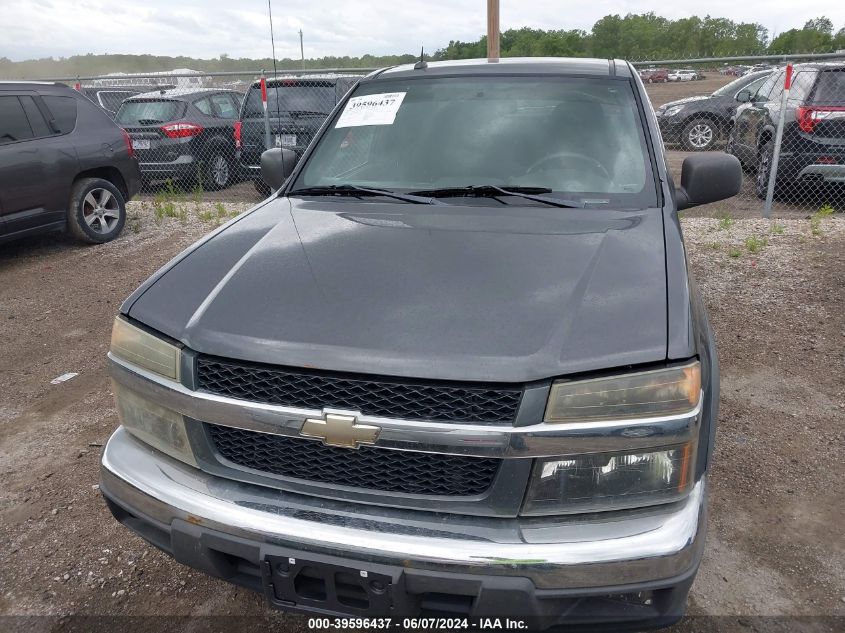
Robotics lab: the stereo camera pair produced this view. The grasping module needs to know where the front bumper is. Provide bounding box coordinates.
[101,427,707,624]
[656,118,683,144]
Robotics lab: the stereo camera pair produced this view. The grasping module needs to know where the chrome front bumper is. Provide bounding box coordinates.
[101,427,707,590]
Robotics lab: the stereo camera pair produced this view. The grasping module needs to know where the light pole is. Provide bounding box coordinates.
[299,29,305,69]
[487,0,500,60]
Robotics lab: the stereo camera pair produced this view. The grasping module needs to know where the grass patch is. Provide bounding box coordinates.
[728,246,742,258]
[745,236,768,254]
[810,203,835,236]
[717,214,734,231]
[706,241,720,250]
[770,223,784,235]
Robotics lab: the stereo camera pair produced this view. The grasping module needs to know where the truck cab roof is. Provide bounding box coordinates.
[373,57,633,80]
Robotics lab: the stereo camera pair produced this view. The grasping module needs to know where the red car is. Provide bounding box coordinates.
[639,68,669,83]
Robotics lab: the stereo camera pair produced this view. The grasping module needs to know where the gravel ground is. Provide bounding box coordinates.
[0,201,843,633]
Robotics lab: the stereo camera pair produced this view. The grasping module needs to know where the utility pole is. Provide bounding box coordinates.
[487,0,500,61]
[299,29,305,69]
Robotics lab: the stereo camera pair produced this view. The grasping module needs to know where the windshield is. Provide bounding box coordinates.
[712,71,770,97]
[294,76,657,208]
[243,83,337,117]
[116,100,184,125]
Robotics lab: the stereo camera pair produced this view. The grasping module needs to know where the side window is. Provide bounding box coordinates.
[754,74,777,102]
[194,98,213,116]
[768,72,786,102]
[19,96,51,137]
[789,70,817,103]
[738,77,767,101]
[0,96,34,145]
[210,93,238,119]
[42,96,78,135]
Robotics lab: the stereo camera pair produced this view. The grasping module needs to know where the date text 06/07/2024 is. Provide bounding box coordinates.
[306,618,529,630]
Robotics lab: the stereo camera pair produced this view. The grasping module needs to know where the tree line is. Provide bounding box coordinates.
[1,13,844,79]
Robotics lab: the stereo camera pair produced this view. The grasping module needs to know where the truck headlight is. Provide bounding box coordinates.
[113,382,196,466]
[110,317,181,381]
[544,361,700,423]
[522,443,695,515]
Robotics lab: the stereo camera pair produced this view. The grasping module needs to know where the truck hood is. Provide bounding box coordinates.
[126,198,668,383]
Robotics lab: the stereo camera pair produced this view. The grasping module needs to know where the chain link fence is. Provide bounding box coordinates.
[48,69,370,201]
[641,53,845,218]
[17,54,845,215]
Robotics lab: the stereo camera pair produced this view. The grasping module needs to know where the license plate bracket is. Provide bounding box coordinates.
[264,554,398,616]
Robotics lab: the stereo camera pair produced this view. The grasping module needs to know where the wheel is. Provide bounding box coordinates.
[647,77,654,84]
[253,178,272,197]
[67,178,126,243]
[681,118,717,151]
[200,148,232,191]
[755,141,779,200]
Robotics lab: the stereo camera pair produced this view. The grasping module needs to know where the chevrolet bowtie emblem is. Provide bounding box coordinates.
[299,412,380,449]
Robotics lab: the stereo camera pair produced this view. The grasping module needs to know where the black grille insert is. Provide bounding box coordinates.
[196,356,522,424]
[207,424,501,496]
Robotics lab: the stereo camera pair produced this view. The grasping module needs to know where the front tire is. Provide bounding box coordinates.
[67,178,126,243]
[682,118,717,151]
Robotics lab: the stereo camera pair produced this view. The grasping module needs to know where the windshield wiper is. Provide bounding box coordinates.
[288,185,440,205]
[409,185,584,209]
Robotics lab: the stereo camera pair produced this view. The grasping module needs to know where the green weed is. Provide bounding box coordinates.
[744,236,767,254]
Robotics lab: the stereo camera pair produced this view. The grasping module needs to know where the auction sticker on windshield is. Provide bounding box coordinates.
[335,92,406,128]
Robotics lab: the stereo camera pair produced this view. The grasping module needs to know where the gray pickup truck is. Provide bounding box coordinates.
[101,57,741,629]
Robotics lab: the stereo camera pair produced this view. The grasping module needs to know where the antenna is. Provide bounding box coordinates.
[414,47,427,70]
[267,0,281,122]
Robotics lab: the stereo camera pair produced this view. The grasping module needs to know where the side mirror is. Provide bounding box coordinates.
[675,153,742,210]
[736,89,752,103]
[260,148,297,191]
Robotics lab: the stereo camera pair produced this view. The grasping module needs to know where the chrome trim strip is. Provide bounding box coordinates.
[101,427,707,589]
[109,354,702,458]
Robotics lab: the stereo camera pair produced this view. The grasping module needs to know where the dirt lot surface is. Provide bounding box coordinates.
[1,196,843,632]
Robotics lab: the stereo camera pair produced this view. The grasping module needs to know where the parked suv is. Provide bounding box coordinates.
[656,69,774,150]
[100,58,741,629]
[0,81,140,244]
[668,69,697,82]
[236,74,360,194]
[116,88,242,190]
[727,62,845,198]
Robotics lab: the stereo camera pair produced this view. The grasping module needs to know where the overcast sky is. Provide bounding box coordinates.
[2,0,845,61]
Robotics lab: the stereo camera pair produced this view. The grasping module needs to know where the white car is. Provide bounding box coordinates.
[669,69,697,82]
